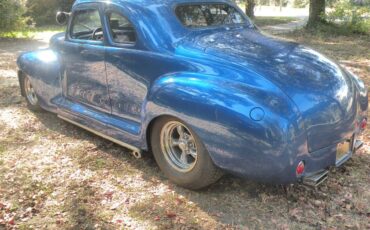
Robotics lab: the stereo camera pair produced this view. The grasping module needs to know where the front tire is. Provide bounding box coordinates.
[151,116,223,190]
[22,75,43,112]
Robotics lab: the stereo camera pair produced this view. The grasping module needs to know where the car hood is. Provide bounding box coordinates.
[178,28,358,152]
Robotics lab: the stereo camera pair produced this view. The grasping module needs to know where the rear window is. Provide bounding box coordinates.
[175,4,246,28]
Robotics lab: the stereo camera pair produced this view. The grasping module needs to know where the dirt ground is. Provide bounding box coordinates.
[0,32,369,229]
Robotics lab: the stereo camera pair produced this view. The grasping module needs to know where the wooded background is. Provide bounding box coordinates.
[0,0,369,34]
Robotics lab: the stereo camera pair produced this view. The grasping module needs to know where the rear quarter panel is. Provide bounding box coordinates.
[143,71,307,183]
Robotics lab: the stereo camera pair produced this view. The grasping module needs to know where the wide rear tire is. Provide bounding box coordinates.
[151,116,223,190]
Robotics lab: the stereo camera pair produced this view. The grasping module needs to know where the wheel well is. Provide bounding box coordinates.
[145,115,174,153]
[146,116,160,153]
[18,70,26,97]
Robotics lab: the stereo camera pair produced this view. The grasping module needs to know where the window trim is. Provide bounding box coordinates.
[67,3,105,45]
[104,9,138,47]
[172,2,252,31]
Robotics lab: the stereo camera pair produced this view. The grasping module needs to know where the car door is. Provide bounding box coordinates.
[62,3,111,113]
[102,7,148,124]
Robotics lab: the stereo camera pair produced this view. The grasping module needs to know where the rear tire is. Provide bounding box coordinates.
[22,75,43,112]
[151,116,223,190]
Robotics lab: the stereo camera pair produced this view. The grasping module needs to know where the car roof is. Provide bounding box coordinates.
[72,0,242,52]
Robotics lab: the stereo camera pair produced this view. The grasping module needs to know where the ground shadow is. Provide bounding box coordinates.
[31,110,305,228]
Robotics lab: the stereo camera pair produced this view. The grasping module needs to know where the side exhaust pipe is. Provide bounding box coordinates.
[132,150,142,159]
[302,170,329,188]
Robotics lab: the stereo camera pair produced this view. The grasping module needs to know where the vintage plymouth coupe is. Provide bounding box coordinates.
[17,0,368,189]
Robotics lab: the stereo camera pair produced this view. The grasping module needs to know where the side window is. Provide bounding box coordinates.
[107,12,136,44]
[71,9,103,40]
[176,4,246,28]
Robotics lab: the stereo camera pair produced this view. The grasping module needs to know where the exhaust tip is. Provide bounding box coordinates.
[132,151,142,159]
[302,170,329,188]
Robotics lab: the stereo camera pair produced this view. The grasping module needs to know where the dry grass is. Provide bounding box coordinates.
[0,31,369,229]
[253,16,298,27]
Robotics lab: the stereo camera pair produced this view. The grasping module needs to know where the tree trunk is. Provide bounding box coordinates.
[279,0,282,12]
[307,0,326,27]
[245,0,255,18]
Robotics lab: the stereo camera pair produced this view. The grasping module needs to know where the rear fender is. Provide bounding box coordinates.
[142,72,306,183]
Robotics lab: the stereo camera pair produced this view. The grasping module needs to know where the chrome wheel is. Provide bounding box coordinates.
[160,121,198,172]
[24,76,38,106]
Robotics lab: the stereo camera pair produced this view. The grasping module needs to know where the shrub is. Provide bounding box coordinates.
[293,0,309,8]
[0,0,26,32]
[26,0,74,26]
[326,0,370,34]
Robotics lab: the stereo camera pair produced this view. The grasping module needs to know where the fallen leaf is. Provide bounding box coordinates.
[166,211,176,218]
[8,217,15,225]
[175,197,184,205]
[116,219,123,224]
[110,202,122,210]
[313,200,322,207]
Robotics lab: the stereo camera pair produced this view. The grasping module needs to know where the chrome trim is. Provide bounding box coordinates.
[335,151,353,167]
[24,76,39,105]
[354,140,363,152]
[160,121,198,172]
[335,136,355,167]
[58,115,142,153]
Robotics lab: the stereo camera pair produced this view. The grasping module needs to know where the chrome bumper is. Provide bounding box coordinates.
[354,139,363,151]
[302,139,363,188]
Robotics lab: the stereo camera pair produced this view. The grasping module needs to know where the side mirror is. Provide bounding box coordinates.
[56,12,70,25]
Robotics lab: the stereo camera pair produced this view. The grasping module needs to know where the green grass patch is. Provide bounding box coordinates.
[0,25,65,39]
[305,21,370,36]
[253,16,298,27]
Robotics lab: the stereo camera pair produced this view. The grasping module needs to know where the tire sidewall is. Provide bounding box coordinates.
[151,116,218,189]
[22,75,42,111]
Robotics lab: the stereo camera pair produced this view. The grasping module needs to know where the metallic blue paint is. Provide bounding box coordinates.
[17,0,368,184]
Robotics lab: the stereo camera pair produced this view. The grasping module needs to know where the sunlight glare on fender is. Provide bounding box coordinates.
[36,50,57,63]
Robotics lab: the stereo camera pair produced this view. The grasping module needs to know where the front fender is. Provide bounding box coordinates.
[17,49,62,112]
[143,72,307,183]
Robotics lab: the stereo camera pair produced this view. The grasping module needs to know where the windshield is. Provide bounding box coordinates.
[175,4,246,28]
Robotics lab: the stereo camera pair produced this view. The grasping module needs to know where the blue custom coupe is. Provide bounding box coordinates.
[17,0,368,189]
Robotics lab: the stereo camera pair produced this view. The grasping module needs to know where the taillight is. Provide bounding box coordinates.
[296,161,305,176]
[360,118,367,130]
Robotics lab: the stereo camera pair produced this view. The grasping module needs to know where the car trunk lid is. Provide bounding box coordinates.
[178,28,357,152]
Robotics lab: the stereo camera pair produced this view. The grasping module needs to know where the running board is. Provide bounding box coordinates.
[58,115,142,158]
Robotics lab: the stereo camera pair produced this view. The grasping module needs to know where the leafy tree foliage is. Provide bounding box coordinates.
[0,0,26,32]
[26,0,75,26]
[307,0,369,32]
[326,0,370,33]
